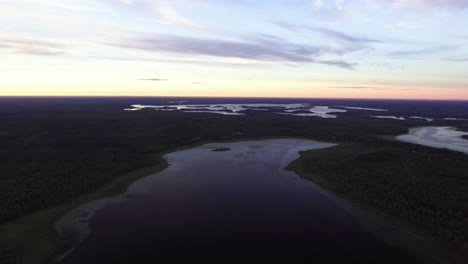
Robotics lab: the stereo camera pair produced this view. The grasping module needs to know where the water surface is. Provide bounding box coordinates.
[371,115,405,120]
[124,103,353,118]
[56,139,455,263]
[397,126,468,154]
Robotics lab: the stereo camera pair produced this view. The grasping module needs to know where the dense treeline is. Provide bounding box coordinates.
[1,98,467,223]
[288,141,468,246]
[0,97,467,263]
[0,98,423,223]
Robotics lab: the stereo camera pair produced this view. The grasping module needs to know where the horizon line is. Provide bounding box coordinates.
[0,95,467,102]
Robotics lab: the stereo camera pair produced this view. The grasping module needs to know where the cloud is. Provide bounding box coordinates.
[149,2,204,30]
[389,45,455,56]
[310,0,347,11]
[90,55,265,68]
[0,37,68,56]
[138,78,169,81]
[313,0,323,8]
[329,86,368,89]
[110,33,356,69]
[385,0,468,9]
[105,0,204,30]
[318,60,357,70]
[312,27,380,45]
[446,57,468,62]
[329,86,390,90]
[274,22,380,47]
[334,0,344,9]
[329,85,419,91]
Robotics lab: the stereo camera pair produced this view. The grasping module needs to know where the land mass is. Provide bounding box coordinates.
[1,97,468,264]
[462,135,468,140]
[287,142,468,256]
[212,147,231,152]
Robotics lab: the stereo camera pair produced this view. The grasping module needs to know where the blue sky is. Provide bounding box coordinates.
[1,0,467,99]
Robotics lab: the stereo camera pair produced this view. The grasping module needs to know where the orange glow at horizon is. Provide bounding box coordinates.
[2,83,467,100]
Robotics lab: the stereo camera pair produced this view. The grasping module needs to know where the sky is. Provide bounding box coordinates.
[1,0,468,99]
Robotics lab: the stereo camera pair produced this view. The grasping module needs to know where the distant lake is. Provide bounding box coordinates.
[397,126,468,154]
[56,139,452,263]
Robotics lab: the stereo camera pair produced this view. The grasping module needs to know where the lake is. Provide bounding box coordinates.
[55,139,453,263]
[397,126,468,154]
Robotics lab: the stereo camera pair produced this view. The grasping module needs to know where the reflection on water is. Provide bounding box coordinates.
[281,106,347,118]
[124,103,349,118]
[124,103,306,114]
[371,115,405,120]
[409,116,433,122]
[184,110,244,115]
[57,139,453,263]
[337,106,388,112]
[397,126,468,154]
[124,103,468,123]
[444,118,468,121]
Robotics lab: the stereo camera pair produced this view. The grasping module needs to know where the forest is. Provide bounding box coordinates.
[0,97,467,263]
[287,141,468,248]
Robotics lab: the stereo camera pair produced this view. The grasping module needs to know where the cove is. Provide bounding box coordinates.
[55,139,453,263]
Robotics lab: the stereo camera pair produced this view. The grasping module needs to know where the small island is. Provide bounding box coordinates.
[211,147,231,152]
[462,135,468,140]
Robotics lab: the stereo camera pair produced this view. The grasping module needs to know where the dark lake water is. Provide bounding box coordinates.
[56,139,450,263]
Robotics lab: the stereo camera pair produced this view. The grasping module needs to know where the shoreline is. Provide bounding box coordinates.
[54,137,466,264]
[396,126,468,154]
[2,136,465,264]
[286,149,468,264]
[0,136,323,264]
[0,160,168,264]
[53,138,336,262]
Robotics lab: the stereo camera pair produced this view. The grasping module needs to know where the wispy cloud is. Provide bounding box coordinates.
[446,57,468,62]
[329,86,417,91]
[312,27,381,45]
[308,0,350,19]
[148,2,204,30]
[389,45,456,56]
[106,0,204,30]
[274,22,380,48]
[386,0,468,9]
[329,86,390,90]
[2,0,466,98]
[0,37,68,56]
[138,78,169,81]
[89,55,264,68]
[318,60,357,70]
[110,33,356,69]
[313,0,324,8]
